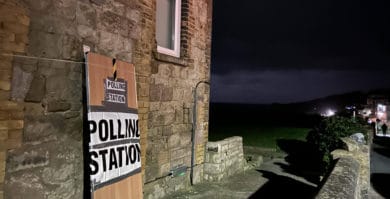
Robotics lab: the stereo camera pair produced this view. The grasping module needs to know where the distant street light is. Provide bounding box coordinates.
[322,109,335,117]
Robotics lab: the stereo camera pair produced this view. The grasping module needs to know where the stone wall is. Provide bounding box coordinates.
[316,138,370,199]
[203,136,247,182]
[316,157,360,199]
[143,0,212,197]
[1,0,212,198]
[0,1,29,199]
[2,0,87,197]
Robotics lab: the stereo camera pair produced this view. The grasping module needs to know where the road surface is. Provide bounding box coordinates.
[370,133,390,199]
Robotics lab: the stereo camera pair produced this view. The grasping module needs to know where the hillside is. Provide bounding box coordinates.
[209,88,390,128]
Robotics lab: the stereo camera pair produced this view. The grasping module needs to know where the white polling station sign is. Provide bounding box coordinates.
[85,52,142,199]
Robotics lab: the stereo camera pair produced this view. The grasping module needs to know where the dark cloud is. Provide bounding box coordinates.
[211,0,390,103]
[211,0,390,75]
[211,69,390,104]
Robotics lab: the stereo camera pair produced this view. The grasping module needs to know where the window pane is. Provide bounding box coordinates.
[156,0,176,50]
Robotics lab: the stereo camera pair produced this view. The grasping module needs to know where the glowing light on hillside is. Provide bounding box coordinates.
[322,109,335,117]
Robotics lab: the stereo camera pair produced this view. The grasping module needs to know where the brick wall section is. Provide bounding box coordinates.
[0,1,29,199]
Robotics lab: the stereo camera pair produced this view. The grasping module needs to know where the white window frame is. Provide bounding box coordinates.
[157,0,181,58]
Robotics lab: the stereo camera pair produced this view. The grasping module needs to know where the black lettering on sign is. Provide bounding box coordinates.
[135,120,140,138]
[89,121,97,134]
[125,145,130,165]
[109,120,117,140]
[89,116,141,178]
[90,143,141,175]
[128,144,141,164]
[126,119,138,138]
[117,119,125,139]
[99,120,109,141]
[98,149,108,172]
[109,148,118,170]
[117,146,125,167]
[136,144,141,162]
[90,118,139,142]
[90,151,99,175]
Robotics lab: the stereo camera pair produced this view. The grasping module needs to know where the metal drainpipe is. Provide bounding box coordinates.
[190,81,210,185]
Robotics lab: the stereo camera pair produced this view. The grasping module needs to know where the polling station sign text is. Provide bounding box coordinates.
[86,53,142,198]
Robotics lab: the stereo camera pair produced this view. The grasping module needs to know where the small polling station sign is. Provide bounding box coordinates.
[85,52,142,199]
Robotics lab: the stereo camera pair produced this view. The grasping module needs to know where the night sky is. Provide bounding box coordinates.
[210,0,390,104]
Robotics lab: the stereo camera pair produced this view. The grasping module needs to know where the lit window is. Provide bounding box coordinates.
[156,0,181,57]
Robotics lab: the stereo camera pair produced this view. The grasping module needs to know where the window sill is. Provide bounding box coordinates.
[153,51,188,67]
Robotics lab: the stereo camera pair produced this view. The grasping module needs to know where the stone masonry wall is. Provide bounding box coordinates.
[2,0,212,198]
[0,1,29,199]
[316,138,370,199]
[3,0,85,197]
[204,136,246,182]
[316,157,360,199]
[2,0,150,198]
[143,0,212,198]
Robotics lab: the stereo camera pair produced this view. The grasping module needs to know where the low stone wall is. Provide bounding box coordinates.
[316,138,370,199]
[203,136,247,182]
[316,157,360,199]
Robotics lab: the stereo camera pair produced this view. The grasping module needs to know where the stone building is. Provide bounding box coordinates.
[0,0,212,198]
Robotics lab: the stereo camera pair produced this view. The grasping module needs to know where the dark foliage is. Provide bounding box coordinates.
[306,116,367,173]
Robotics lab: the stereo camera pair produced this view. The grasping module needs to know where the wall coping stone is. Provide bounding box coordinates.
[316,137,370,199]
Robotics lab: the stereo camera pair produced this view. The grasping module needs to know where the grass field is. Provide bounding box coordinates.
[209,125,310,149]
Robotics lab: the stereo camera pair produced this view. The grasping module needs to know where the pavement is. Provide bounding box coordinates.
[162,132,390,199]
[370,133,390,199]
[162,169,268,199]
[163,157,318,199]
